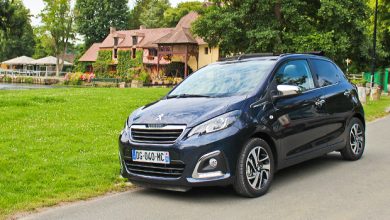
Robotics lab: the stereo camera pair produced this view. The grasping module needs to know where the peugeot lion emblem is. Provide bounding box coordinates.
[156,114,164,121]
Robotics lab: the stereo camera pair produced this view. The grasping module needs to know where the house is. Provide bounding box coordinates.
[78,12,219,80]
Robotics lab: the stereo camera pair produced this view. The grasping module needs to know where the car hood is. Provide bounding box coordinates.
[131,96,247,127]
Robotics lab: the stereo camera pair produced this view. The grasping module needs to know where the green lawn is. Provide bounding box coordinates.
[0,88,389,219]
[363,95,390,121]
[0,88,169,219]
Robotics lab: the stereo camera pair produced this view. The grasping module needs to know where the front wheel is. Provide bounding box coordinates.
[233,138,274,198]
[340,118,365,161]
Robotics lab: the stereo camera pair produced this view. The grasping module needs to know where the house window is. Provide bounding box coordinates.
[205,47,209,55]
[132,36,138,45]
[113,49,118,59]
[132,48,136,59]
[149,49,158,57]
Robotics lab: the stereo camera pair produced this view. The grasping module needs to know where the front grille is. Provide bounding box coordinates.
[130,125,185,144]
[124,159,185,178]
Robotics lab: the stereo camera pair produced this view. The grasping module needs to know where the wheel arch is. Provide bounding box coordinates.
[352,112,365,128]
[250,132,279,170]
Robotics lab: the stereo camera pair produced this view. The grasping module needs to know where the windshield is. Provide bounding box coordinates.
[168,60,276,97]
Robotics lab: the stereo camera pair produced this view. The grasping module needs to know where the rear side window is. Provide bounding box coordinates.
[310,59,340,87]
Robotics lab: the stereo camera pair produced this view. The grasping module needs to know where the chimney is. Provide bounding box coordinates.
[139,25,146,30]
[110,27,116,34]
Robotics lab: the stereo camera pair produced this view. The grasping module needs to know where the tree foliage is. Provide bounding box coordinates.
[193,0,372,71]
[75,0,130,48]
[0,0,35,61]
[32,26,55,59]
[163,1,204,27]
[370,0,390,66]
[41,0,74,76]
[139,0,170,28]
[129,0,151,29]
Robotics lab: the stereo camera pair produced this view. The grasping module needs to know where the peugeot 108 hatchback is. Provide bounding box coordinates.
[119,53,365,197]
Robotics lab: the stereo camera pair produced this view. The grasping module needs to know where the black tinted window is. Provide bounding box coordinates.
[275,60,315,91]
[311,59,340,87]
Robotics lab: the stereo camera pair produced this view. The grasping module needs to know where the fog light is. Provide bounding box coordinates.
[209,158,218,168]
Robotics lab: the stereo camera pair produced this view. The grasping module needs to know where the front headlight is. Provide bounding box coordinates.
[188,110,241,137]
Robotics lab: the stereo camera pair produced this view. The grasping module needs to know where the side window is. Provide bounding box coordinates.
[275,60,315,91]
[310,59,340,87]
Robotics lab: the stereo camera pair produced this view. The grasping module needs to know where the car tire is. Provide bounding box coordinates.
[340,117,365,161]
[233,138,274,198]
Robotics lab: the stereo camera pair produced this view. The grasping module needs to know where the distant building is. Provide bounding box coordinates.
[78,12,219,79]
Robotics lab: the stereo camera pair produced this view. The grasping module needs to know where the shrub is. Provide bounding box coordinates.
[117,50,143,80]
[64,72,95,85]
[24,77,33,84]
[93,50,112,77]
[4,76,12,83]
[135,69,150,83]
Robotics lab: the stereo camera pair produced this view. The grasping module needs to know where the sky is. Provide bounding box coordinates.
[22,0,200,26]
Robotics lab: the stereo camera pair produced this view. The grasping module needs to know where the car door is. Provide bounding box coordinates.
[270,59,329,167]
[309,59,355,149]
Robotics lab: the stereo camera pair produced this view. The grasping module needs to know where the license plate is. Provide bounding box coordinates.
[131,149,170,164]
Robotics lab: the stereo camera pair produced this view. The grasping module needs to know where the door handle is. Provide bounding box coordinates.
[315,99,325,107]
[344,90,351,96]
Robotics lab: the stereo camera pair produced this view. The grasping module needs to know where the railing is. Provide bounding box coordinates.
[0,68,67,77]
[347,73,364,81]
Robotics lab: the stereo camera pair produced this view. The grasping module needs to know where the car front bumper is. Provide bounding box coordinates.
[118,124,247,190]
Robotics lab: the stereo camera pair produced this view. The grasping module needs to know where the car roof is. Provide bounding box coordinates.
[217,53,332,64]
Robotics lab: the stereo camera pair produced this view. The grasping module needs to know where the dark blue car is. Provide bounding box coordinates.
[119,53,365,197]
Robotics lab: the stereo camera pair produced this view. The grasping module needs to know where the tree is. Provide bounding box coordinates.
[139,0,170,28]
[370,0,390,67]
[41,0,74,76]
[0,0,35,61]
[163,1,204,27]
[193,0,372,71]
[75,0,130,48]
[129,0,151,29]
[33,26,55,59]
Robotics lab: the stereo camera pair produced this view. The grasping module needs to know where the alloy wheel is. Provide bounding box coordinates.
[350,123,364,155]
[245,146,271,190]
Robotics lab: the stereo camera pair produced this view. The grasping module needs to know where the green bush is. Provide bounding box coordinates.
[24,77,33,84]
[136,69,150,83]
[4,76,12,83]
[93,50,112,77]
[117,50,143,80]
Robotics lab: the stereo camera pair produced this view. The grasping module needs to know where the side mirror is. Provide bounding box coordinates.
[274,85,302,98]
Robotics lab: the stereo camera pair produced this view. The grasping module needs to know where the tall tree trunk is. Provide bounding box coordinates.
[56,56,60,77]
[274,0,283,52]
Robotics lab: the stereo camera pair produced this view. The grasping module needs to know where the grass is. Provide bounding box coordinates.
[363,95,390,121]
[0,88,169,219]
[0,88,389,219]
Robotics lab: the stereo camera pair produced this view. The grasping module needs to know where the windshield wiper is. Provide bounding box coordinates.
[166,94,212,99]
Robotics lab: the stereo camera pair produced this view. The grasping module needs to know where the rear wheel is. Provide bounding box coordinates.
[340,118,365,160]
[233,138,274,198]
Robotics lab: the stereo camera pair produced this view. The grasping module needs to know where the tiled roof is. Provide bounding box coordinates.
[154,11,206,45]
[99,28,173,48]
[78,43,101,62]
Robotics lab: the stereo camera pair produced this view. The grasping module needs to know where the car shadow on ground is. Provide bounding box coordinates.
[131,152,347,201]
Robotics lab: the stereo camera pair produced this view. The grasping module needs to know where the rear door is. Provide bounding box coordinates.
[309,59,354,149]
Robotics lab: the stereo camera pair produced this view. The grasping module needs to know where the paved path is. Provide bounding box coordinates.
[22,117,390,220]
